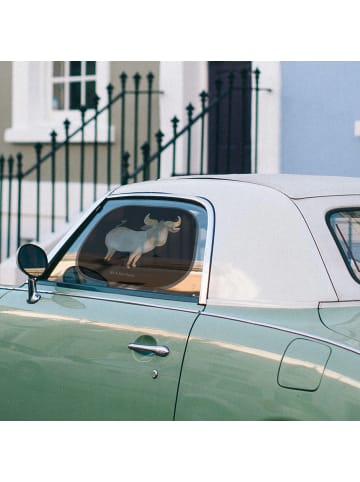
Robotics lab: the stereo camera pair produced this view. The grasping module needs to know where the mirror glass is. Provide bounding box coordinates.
[17,244,48,278]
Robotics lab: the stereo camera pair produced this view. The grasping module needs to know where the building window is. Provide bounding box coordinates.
[5,61,111,143]
[52,61,97,111]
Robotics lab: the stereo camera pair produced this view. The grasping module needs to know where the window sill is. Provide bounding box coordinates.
[4,124,115,144]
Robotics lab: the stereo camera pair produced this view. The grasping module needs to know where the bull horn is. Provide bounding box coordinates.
[144,213,158,225]
[166,216,181,228]
[174,216,182,227]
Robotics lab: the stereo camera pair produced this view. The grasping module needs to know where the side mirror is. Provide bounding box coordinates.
[17,244,48,304]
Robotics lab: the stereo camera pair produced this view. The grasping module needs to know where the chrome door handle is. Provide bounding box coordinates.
[128,343,170,357]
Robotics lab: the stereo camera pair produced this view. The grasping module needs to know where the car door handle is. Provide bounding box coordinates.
[128,343,170,357]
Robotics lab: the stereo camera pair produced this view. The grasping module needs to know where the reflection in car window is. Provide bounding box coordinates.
[47,198,208,299]
[328,209,360,282]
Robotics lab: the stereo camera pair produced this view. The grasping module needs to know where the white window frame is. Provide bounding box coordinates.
[51,61,97,112]
[5,61,112,143]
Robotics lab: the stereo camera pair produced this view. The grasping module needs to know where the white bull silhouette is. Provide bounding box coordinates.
[104,213,182,268]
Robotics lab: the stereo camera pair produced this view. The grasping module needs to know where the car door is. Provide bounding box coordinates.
[0,195,211,421]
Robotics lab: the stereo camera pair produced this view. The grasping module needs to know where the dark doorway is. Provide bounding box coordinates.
[208,61,252,174]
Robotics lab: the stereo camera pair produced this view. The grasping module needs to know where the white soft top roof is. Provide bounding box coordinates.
[110,173,360,306]
[112,174,360,199]
[171,174,360,199]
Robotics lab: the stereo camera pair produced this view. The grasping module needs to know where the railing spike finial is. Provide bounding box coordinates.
[155,130,164,144]
[141,141,150,156]
[133,72,141,88]
[186,103,195,122]
[34,143,43,157]
[147,71,154,84]
[94,93,100,110]
[8,154,14,172]
[106,83,114,103]
[50,130,57,144]
[64,118,71,137]
[80,105,87,118]
[171,116,180,138]
[241,68,250,84]
[199,90,208,105]
[16,152,23,175]
[120,72,128,90]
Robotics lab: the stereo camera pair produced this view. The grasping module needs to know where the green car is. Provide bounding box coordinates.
[1,173,360,420]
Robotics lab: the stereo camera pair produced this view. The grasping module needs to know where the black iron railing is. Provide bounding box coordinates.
[0,67,270,262]
[0,72,162,262]
[122,68,271,183]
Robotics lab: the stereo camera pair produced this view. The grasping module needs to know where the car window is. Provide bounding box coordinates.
[327,208,360,282]
[47,197,208,300]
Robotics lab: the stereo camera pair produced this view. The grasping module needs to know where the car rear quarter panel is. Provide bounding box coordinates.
[175,307,360,420]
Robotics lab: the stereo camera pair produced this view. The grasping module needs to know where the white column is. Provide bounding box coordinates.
[159,61,207,177]
[252,61,281,174]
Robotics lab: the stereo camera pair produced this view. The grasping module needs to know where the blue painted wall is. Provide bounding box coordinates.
[281,62,360,176]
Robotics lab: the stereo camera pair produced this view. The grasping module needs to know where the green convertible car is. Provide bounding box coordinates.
[1,173,360,420]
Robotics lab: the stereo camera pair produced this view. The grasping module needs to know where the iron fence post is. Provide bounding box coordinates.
[199,91,208,175]
[106,83,114,190]
[141,142,150,181]
[241,68,251,173]
[155,130,164,179]
[34,143,42,242]
[93,94,100,201]
[16,153,23,248]
[50,130,57,232]
[120,72,127,182]
[79,105,87,212]
[64,118,70,223]
[186,103,194,175]
[253,67,260,174]
[147,72,154,150]
[121,151,130,185]
[171,116,179,176]
[6,156,14,258]
[133,73,141,182]
[214,78,222,173]
[226,72,234,173]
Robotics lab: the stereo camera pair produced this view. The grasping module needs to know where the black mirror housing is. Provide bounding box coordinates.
[17,244,48,303]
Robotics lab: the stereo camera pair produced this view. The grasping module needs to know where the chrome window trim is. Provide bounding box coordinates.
[11,286,203,315]
[48,192,215,306]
